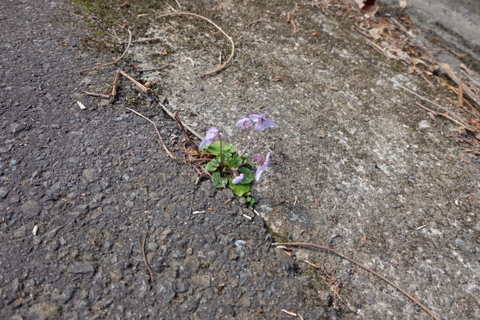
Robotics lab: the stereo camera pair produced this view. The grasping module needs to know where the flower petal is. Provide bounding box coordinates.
[236,118,252,129]
[199,127,219,149]
[255,152,271,181]
[249,114,275,132]
[254,153,263,166]
[232,173,244,184]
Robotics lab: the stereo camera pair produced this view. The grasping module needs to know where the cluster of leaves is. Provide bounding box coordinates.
[199,114,274,207]
[204,141,256,205]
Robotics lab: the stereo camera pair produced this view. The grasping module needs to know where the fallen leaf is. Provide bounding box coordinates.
[410,57,428,66]
[369,26,384,40]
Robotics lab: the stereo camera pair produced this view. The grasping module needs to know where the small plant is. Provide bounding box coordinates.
[200,114,274,206]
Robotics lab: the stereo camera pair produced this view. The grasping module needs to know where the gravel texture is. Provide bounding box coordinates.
[0,1,330,319]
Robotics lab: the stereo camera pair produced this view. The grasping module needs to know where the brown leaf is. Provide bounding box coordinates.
[369,26,383,40]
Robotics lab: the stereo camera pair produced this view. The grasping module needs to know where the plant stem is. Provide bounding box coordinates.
[218,133,223,164]
[238,130,245,155]
[239,130,256,156]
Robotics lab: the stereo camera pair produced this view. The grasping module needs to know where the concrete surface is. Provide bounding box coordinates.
[380,0,480,61]
[123,1,480,318]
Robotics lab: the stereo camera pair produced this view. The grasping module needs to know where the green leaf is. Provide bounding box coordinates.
[207,141,235,156]
[205,159,220,172]
[240,156,252,165]
[226,155,243,168]
[229,182,251,197]
[223,143,236,153]
[238,167,254,184]
[212,172,227,188]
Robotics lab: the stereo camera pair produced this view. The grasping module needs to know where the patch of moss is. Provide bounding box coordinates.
[71,0,164,53]
[265,222,290,243]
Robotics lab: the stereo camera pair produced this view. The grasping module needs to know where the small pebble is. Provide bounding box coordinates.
[234,240,246,247]
[67,262,94,274]
[418,120,431,130]
[0,187,9,199]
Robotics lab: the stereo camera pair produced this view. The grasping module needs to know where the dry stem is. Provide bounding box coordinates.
[158,102,203,139]
[156,11,235,77]
[80,29,133,73]
[274,242,441,320]
[124,107,176,160]
[399,85,473,130]
[142,238,154,282]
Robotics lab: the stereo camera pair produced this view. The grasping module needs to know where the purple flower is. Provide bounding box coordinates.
[255,152,271,181]
[232,173,244,184]
[249,114,275,132]
[236,118,252,129]
[199,127,219,149]
[231,168,244,184]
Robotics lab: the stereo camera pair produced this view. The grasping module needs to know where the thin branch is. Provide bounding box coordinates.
[119,37,163,45]
[158,102,203,139]
[174,113,200,152]
[273,242,441,320]
[119,70,149,93]
[142,238,154,282]
[399,85,472,129]
[136,66,168,72]
[82,90,111,99]
[438,63,480,108]
[124,107,176,159]
[414,102,471,129]
[124,107,207,163]
[156,11,235,77]
[111,69,121,98]
[80,29,133,73]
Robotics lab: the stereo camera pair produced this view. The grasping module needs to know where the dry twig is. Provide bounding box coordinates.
[124,107,176,160]
[83,91,110,99]
[111,69,121,98]
[415,102,470,128]
[124,106,208,164]
[245,16,266,29]
[156,11,235,77]
[399,85,473,130]
[174,113,199,152]
[158,102,203,139]
[142,238,154,282]
[119,69,149,93]
[80,29,133,73]
[438,63,480,108]
[274,242,441,320]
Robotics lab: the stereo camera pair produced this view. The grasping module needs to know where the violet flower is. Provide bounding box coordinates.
[236,118,252,129]
[199,127,219,149]
[249,114,275,132]
[232,173,244,184]
[231,168,244,184]
[255,152,271,181]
